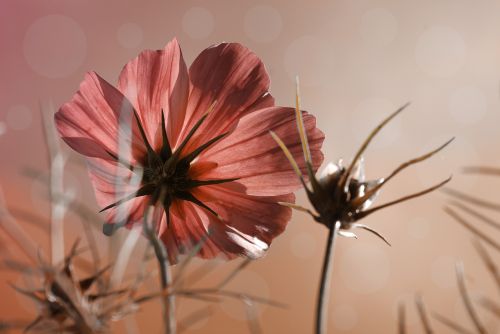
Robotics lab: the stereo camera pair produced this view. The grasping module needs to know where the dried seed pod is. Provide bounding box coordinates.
[272,77,453,244]
[11,241,137,334]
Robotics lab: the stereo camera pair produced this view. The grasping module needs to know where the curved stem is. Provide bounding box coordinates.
[152,233,175,334]
[315,221,341,334]
[145,222,175,334]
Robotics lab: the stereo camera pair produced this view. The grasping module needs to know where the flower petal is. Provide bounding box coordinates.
[85,157,147,225]
[118,38,190,148]
[157,187,292,262]
[55,72,145,163]
[194,107,325,196]
[177,42,274,152]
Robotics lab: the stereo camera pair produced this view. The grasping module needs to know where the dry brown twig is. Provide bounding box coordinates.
[456,262,488,334]
[415,294,434,334]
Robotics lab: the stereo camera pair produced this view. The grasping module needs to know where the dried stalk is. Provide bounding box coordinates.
[456,262,488,334]
[315,221,341,334]
[415,294,434,334]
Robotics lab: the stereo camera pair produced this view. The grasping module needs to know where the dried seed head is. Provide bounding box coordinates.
[11,242,140,333]
[272,79,453,244]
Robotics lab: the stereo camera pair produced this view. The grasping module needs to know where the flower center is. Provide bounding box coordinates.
[101,108,237,235]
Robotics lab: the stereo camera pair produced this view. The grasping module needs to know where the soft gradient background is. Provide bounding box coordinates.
[1,0,499,333]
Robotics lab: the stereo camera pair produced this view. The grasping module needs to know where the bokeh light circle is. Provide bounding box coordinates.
[24,15,87,78]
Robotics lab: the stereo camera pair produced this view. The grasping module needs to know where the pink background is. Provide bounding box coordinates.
[1,0,499,333]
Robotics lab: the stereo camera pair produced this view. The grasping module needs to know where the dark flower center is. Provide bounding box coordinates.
[102,108,237,236]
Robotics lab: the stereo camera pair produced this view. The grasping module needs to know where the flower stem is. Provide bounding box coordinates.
[149,231,176,334]
[315,221,341,334]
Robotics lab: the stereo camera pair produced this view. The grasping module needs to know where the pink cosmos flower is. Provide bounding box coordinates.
[55,39,324,262]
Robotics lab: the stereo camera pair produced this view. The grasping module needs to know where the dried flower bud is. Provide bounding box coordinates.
[272,78,453,245]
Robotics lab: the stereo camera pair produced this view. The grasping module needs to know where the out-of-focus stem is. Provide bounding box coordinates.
[148,228,175,334]
[315,221,341,334]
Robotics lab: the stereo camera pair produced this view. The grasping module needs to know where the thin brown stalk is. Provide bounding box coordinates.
[216,258,252,290]
[450,201,500,232]
[358,176,452,219]
[456,262,488,334]
[415,294,434,334]
[144,210,175,334]
[337,102,410,200]
[398,301,406,334]
[443,188,500,212]
[463,166,500,176]
[351,138,454,207]
[433,312,474,334]
[472,239,500,292]
[315,221,341,334]
[478,296,500,318]
[183,261,218,287]
[177,307,213,333]
[181,288,287,308]
[171,234,210,288]
[444,207,500,252]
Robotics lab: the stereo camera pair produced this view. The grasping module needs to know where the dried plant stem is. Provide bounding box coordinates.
[478,296,500,318]
[148,230,175,334]
[463,166,500,176]
[415,294,434,334]
[315,221,341,334]
[443,188,500,212]
[472,240,500,292]
[456,263,488,334]
[398,301,406,334]
[432,313,474,334]
[444,207,500,252]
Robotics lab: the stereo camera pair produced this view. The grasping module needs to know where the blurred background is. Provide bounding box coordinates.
[1,0,500,332]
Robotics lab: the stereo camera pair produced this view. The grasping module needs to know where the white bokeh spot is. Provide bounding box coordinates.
[359,8,398,46]
[117,23,143,49]
[415,26,466,77]
[6,105,33,130]
[244,5,282,43]
[24,15,87,78]
[182,7,214,39]
[449,86,488,124]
